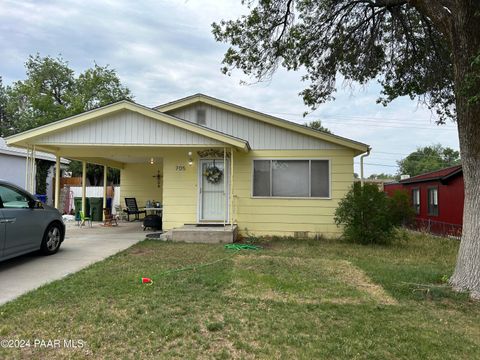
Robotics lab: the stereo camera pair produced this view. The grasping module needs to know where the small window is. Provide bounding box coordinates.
[427,187,438,216]
[311,160,330,197]
[252,159,330,198]
[196,109,206,125]
[412,188,420,214]
[0,185,30,209]
[253,160,270,196]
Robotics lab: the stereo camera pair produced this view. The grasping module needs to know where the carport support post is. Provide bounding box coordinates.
[230,147,234,230]
[102,165,108,221]
[223,147,226,229]
[54,155,61,210]
[81,161,87,216]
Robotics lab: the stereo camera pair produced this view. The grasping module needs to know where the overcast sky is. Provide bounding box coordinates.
[0,0,460,176]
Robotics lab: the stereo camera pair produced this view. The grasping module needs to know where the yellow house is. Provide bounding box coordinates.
[6,94,369,239]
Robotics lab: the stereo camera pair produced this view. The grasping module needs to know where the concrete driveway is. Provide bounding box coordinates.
[0,221,148,306]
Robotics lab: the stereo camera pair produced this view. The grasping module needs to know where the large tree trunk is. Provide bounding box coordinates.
[448,1,480,299]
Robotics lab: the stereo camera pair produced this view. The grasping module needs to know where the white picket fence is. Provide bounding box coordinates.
[67,186,121,214]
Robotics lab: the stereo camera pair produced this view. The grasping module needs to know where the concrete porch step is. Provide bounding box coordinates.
[171,224,238,243]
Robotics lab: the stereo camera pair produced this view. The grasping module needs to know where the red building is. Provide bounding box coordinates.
[384,165,463,237]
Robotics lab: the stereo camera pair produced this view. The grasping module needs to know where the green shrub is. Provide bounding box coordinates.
[334,183,394,245]
[388,189,415,226]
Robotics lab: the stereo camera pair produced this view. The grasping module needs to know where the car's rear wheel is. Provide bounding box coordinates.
[41,223,62,255]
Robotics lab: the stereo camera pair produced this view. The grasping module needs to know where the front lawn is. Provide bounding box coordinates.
[1,233,479,359]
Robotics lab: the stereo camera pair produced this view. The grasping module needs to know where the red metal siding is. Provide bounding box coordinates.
[384,175,464,226]
[438,175,464,225]
[384,183,404,197]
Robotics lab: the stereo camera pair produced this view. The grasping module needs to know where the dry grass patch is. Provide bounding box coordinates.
[226,255,397,305]
[332,258,398,305]
[1,236,479,359]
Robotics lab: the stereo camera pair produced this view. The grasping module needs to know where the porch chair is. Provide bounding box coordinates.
[79,210,92,227]
[103,207,118,227]
[114,205,127,221]
[123,197,147,221]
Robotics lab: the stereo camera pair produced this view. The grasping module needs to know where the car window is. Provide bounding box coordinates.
[0,185,30,209]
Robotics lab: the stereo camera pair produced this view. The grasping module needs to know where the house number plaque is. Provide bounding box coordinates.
[176,165,186,172]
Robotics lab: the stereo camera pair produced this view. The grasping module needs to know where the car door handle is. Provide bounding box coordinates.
[0,218,16,224]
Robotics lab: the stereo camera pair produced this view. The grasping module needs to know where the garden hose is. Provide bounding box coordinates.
[140,243,262,285]
[224,244,262,251]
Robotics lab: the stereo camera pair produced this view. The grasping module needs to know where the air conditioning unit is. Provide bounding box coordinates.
[400,175,410,180]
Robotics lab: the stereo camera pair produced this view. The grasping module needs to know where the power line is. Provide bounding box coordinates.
[354,162,399,168]
[289,117,457,131]
[371,154,460,161]
[322,117,457,128]
[271,110,433,121]
[314,119,456,131]
[270,111,452,125]
[375,150,460,156]
[269,111,458,130]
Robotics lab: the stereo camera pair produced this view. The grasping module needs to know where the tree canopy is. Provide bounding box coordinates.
[397,144,460,177]
[1,54,132,185]
[213,0,458,122]
[1,54,132,137]
[304,120,331,134]
[0,78,9,136]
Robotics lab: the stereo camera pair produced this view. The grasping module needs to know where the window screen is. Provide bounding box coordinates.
[311,160,329,197]
[253,159,330,198]
[412,188,420,214]
[427,188,438,216]
[272,160,309,197]
[253,160,270,196]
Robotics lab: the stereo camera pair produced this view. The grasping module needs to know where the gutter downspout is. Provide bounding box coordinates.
[360,147,371,186]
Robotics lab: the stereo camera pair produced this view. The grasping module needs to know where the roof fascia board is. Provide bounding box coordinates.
[441,168,463,182]
[6,101,249,152]
[5,102,127,145]
[128,103,249,151]
[400,167,463,185]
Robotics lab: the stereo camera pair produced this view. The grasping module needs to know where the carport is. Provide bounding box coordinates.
[5,100,247,229]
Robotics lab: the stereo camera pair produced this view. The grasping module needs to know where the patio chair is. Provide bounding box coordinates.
[123,198,146,221]
[103,207,118,227]
[114,205,128,221]
[79,210,92,227]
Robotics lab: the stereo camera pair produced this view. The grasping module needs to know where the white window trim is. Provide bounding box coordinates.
[427,187,439,216]
[251,158,332,200]
[412,188,420,214]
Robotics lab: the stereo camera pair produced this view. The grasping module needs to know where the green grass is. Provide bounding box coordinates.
[1,233,479,359]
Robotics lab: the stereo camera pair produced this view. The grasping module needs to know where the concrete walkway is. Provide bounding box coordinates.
[0,221,147,306]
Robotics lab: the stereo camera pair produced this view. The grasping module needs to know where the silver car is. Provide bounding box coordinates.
[0,180,65,262]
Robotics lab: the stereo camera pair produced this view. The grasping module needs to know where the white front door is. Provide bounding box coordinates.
[199,159,229,222]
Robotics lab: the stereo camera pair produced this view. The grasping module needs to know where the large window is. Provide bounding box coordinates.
[427,187,438,216]
[253,159,330,198]
[412,188,420,214]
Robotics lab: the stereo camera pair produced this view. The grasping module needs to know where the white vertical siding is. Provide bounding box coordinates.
[34,110,223,146]
[167,104,341,150]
